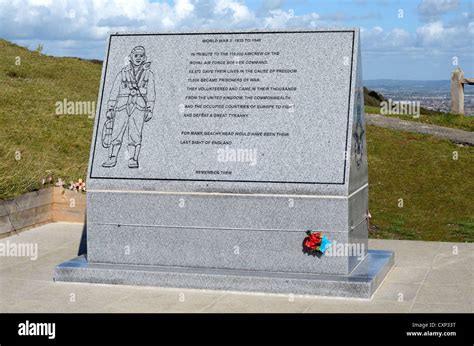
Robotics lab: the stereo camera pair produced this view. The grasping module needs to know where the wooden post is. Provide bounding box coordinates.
[451,68,474,115]
[451,68,464,115]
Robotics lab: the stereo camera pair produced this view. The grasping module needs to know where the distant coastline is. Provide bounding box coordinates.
[364,79,474,116]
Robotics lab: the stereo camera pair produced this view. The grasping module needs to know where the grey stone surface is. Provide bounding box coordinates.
[87,220,367,274]
[88,30,360,193]
[57,29,385,296]
[87,29,365,195]
[86,188,367,232]
[348,38,367,195]
[54,250,393,299]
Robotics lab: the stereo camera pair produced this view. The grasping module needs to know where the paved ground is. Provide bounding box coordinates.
[0,223,472,313]
[366,114,474,145]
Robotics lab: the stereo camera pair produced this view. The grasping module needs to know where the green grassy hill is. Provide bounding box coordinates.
[0,39,100,199]
[0,39,472,242]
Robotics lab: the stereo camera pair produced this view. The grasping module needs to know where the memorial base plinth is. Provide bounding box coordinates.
[54,250,393,299]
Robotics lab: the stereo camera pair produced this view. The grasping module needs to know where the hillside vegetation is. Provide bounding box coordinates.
[0,39,472,242]
[0,39,100,199]
[363,87,474,131]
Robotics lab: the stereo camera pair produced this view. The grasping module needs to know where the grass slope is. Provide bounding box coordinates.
[0,39,100,198]
[364,105,474,132]
[0,39,472,242]
[368,126,473,242]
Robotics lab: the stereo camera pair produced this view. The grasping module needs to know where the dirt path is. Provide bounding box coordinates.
[366,114,474,145]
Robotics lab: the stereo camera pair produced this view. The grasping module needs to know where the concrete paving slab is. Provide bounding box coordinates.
[411,303,473,313]
[0,255,37,270]
[372,282,421,302]
[415,284,474,306]
[431,252,473,271]
[304,299,412,313]
[201,292,312,313]
[438,242,474,253]
[385,267,429,284]
[4,282,134,313]
[0,260,53,281]
[425,268,474,286]
[370,239,442,251]
[100,287,224,313]
[0,278,50,303]
[0,222,472,313]
[2,223,83,252]
[369,239,442,267]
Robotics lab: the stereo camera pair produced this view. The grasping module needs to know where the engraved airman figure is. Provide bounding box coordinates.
[101,45,156,168]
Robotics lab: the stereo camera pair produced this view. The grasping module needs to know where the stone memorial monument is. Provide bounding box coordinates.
[55,29,394,298]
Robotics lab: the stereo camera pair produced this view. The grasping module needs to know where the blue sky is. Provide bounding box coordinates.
[0,0,472,80]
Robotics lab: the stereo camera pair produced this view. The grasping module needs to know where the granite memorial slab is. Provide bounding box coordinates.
[54,29,394,298]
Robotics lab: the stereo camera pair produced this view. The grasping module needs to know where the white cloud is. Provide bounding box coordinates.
[361,26,415,51]
[262,9,294,29]
[174,0,194,19]
[417,0,460,21]
[417,21,445,42]
[0,0,317,41]
[28,0,54,5]
[0,0,472,64]
[360,19,473,56]
[214,0,254,23]
[0,0,174,39]
[260,0,285,11]
[416,20,473,48]
[319,11,382,21]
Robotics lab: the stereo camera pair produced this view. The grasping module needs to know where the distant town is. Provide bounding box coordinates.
[365,79,474,116]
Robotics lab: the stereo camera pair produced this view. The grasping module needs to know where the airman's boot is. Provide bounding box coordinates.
[102,145,120,167]
[128,144,140,168]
